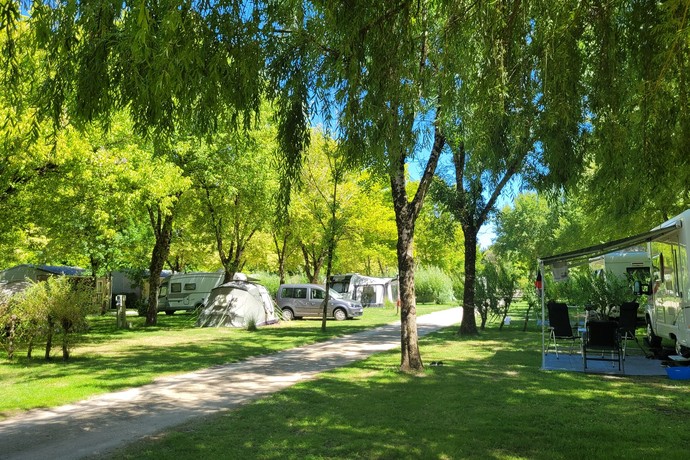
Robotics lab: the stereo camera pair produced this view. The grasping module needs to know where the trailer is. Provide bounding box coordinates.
[157,272,224,315]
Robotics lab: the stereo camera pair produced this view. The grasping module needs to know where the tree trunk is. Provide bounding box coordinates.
[146,207,176,326]
[397,219,423,371]
[459,230,479,335]
[45,316,54,360]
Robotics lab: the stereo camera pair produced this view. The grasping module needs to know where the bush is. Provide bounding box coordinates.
[13,277,97,360]
[252,272,281,298]
[415,266,455,304]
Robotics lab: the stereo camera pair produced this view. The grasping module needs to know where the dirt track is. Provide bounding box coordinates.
[0,308,461,460]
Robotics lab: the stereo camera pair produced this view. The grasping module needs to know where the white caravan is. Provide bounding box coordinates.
[158,272,224,314]
[644,209,690,354]
[329,273,399,307]
[589,250,652,284]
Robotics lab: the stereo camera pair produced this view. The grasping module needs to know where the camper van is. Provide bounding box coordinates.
[158,272,224,315]
[589,250,652,284]
[643,209,690,355]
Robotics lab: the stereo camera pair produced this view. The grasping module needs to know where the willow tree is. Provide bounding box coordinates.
[574,0,690,228]
[268,1,456,371]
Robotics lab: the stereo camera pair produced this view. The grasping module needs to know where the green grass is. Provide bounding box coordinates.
[110,323,690,460]
[0,303,449,418]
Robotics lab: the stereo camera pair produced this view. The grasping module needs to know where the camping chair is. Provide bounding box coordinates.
[546,301,579,358]
[583,320,624,373]
[617,301,647,359]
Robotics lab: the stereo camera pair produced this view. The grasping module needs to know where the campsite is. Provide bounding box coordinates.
[2,2,690,459]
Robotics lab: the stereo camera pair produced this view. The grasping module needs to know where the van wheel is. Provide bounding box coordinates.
[333,308,347,321]
[282,308,295,321]
[646,323,661,348]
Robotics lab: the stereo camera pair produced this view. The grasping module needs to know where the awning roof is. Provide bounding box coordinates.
[538,221,681,267]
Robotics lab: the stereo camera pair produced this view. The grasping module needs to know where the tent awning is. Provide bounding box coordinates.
[538,221,681,267]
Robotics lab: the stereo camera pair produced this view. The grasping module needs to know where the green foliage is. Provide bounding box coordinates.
[414,266,454,305]
[8,277,97,360]
[252,271,281,299]
[474,260,518,330]
[554,269,634,317]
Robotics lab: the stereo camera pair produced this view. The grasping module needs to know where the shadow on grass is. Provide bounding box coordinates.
[110,326,690,460]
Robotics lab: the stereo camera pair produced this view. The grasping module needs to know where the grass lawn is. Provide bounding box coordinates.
[109,320,690,460]
[0,303,450,418]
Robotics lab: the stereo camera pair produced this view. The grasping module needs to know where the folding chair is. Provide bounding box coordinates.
[617,301,647,359]
[583,320,624,373]
[546,301,579,358]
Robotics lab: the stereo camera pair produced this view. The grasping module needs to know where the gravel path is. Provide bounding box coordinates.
[0,308,461,460]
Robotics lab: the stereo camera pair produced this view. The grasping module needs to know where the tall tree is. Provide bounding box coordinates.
[186,125,278,283]
[272,1,448,372]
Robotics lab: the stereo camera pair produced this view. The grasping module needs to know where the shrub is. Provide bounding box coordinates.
[252,272,281,298]
[415,266,455,304]
[14,277,97,360]
[245,316,258,332]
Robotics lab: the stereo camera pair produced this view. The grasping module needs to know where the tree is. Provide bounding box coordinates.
[291,134,357,285]
[273,1,449,372]
[138,150,191,325]
[579,0,690,223]
[186,123,278,283]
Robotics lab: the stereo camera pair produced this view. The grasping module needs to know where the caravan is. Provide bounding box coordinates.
[329,273,399,307]
[589,250,652,284]
[643,209,690,354]
[158,272,224,315]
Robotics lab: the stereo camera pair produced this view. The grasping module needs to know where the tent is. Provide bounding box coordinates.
[196,281,278,328]
[537,218,682,369]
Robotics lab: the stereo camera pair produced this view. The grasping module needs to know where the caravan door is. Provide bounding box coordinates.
[650,237,688,345]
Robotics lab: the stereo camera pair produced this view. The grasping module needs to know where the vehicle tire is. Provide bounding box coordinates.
[333,308,347,321]
[646,322,662,348]
[282,308,295,321]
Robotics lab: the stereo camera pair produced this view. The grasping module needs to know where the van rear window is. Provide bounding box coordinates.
[282,287,306,299]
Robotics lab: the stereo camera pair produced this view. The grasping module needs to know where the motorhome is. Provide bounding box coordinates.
[158,272,224,315]
[643,209,690,354]
[589,250,652,284]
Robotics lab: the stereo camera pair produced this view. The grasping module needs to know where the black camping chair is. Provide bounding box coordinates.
[583,320,624,373]
[617,301,647,359]
[546,301,579,358]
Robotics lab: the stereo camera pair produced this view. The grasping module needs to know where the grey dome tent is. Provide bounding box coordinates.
[196,281,278,328]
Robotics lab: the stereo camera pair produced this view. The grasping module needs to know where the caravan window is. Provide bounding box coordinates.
[184,283,197,291]
[653,239,684,297]
[170,283,182,293]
